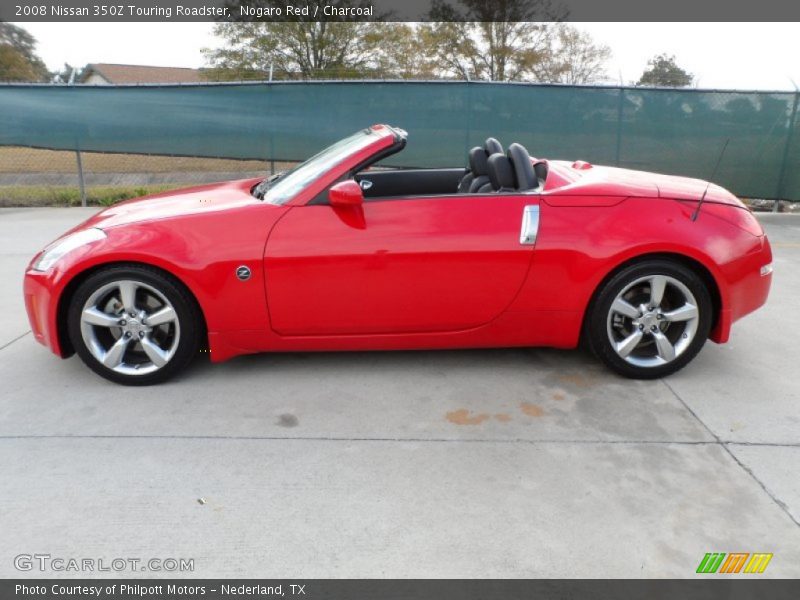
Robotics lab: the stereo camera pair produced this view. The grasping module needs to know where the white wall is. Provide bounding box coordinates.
[82,72,109,85]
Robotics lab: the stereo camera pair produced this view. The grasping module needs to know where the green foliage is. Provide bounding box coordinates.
[417,18,610,83]
[637,54,693,88]
[95,190,135,206]
[0,23,49,82]
[535,25,612,84]
[54,189,80,206]
[204,1,414,80]
[420,0,566,82]
[0,185,177,207]
[205,0,610,83]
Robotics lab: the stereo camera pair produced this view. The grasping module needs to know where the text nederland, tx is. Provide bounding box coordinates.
[15,583,306,596]
[14,583,306,598]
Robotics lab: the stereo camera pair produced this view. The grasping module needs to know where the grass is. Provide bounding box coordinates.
[0,146,294,206]
[0,146,277,174]
[0,184,181,207]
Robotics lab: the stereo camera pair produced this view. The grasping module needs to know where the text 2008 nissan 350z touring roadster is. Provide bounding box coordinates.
[24,125,772,385]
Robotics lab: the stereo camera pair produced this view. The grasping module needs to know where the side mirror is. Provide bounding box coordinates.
[329,180,363,207]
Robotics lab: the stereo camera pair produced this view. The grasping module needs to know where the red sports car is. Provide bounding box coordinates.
[24,124,772,385]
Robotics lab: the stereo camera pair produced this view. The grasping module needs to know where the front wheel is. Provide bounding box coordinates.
[586,260,712,379]
[67,265,202,385]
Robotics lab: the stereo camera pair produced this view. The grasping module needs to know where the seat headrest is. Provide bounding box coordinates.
[507,143,537,191]
[484,137,503,156]
[487,153,515,191]
[534,160,548,183]
[468,146,489,176]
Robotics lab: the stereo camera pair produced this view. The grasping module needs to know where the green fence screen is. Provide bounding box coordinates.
[1,80,798,200]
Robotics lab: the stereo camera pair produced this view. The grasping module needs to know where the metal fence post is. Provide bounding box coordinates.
[464,80,473,159]
[267,80,275,175]
[614,87,624,167]
[775,90,799,212]
[269,128,275,175]
[75,149,87,207]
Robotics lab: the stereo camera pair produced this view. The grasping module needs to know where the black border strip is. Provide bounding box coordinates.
[3,579,800,600]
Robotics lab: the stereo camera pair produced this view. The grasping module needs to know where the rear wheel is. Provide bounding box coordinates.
[586,260,712,379]
[67,265,201,385]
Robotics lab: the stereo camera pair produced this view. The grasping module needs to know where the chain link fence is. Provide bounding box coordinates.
[0,146,295,207]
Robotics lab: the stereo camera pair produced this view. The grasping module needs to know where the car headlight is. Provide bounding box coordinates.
[32,228,106,272]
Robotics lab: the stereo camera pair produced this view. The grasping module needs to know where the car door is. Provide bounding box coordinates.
[263,191,539,336]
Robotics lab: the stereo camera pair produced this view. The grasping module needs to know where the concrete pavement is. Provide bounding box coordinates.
[0,208,798,577]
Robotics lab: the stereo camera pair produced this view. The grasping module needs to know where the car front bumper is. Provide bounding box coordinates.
[24,268,67,357]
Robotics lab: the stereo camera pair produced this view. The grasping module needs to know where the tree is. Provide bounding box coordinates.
[0,22,49,82]
[204,0,610,84]
[203,1,414,80]
[533,25,611,84]
[637,54,693,88]
[419,0,568,81]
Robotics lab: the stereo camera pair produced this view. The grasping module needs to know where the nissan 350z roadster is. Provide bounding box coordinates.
[24,125,772,385]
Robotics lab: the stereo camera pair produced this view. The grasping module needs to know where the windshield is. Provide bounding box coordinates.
[260,128,385,205]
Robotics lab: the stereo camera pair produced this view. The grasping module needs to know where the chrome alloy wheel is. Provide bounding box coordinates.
[79,280,181,376]
[606,274,700,368]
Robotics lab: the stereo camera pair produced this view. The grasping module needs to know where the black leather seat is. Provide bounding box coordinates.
[486,153,516,192]
[484,137,503,156]
[467,147,492,192]
[507,143,539,191]
[457,146,482,193]
[457,138,505,193]
[534,161,548,185]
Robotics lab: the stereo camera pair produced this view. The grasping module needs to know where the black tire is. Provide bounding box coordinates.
[585,259,712,379]
[67,264,202,385]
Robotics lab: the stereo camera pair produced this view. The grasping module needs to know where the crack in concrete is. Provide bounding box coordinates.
[0,434,797,447]
[0,330,30,352]
[662,378,800,528]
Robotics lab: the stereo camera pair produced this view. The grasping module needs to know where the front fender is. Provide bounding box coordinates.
[28,207,282,358]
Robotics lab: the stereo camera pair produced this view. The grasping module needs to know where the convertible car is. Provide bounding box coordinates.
[24,125,772,385]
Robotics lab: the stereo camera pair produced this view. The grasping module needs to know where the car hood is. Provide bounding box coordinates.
[79,178,263,230]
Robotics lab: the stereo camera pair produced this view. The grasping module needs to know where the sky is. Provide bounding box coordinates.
[15,21,800,91]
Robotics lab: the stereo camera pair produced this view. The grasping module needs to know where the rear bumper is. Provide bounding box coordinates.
[710,234,772,343]
[23,268,65,357]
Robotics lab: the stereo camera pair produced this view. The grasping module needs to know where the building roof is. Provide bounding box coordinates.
[81,63,204,84]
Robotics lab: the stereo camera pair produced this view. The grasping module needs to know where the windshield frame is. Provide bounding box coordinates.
[260,127,397,206]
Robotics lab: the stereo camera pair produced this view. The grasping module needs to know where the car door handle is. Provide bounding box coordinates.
[520,205,540,245]
[359,179,373,190]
